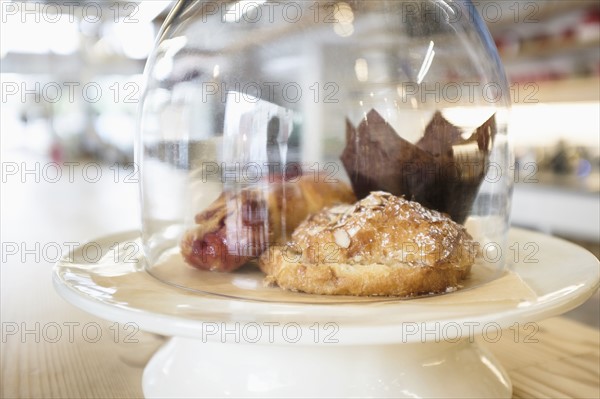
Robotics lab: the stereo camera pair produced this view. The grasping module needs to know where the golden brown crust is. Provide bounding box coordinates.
[269,176,357,239]
[261,249,471,296]
[259,192,476,296]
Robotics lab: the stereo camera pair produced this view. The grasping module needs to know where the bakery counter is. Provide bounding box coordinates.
[528,171,600,194]
[2,155,598,398]
[512,180,600,241]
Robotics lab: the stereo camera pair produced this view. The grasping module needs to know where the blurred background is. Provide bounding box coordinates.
[1,0,599,323]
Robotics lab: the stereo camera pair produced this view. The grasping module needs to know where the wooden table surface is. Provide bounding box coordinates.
[1,156,599,398]
[2,315,598,399]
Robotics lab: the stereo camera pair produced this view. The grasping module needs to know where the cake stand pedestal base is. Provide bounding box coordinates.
[142,337,511,398]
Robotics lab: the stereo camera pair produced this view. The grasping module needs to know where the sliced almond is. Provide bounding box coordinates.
[333,229,351,248]
[307,226,324,236]
[346,225,360,237]
[329,205,351,214]
[359,193,385,208]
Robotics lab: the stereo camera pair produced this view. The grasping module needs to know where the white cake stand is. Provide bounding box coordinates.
[53,228,599,398]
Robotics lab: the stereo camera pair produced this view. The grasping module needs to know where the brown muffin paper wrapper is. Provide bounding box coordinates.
[341,110,497,224]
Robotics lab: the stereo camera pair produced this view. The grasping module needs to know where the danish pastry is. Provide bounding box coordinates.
[181,176,356,272]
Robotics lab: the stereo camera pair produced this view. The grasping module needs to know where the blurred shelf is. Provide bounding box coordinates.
[484,0,596,30]
[500,39,600,62]
[529,76,600,103]
[524,171,600,194]
[529,0,596,20]
[0,53,144,76]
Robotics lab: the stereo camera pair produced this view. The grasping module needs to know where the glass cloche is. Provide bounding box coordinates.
[137,0,512,301]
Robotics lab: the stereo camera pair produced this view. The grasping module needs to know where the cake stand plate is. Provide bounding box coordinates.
[53,229,599,398]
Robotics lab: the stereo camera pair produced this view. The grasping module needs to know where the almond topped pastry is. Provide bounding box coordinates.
[259,192,476,297]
